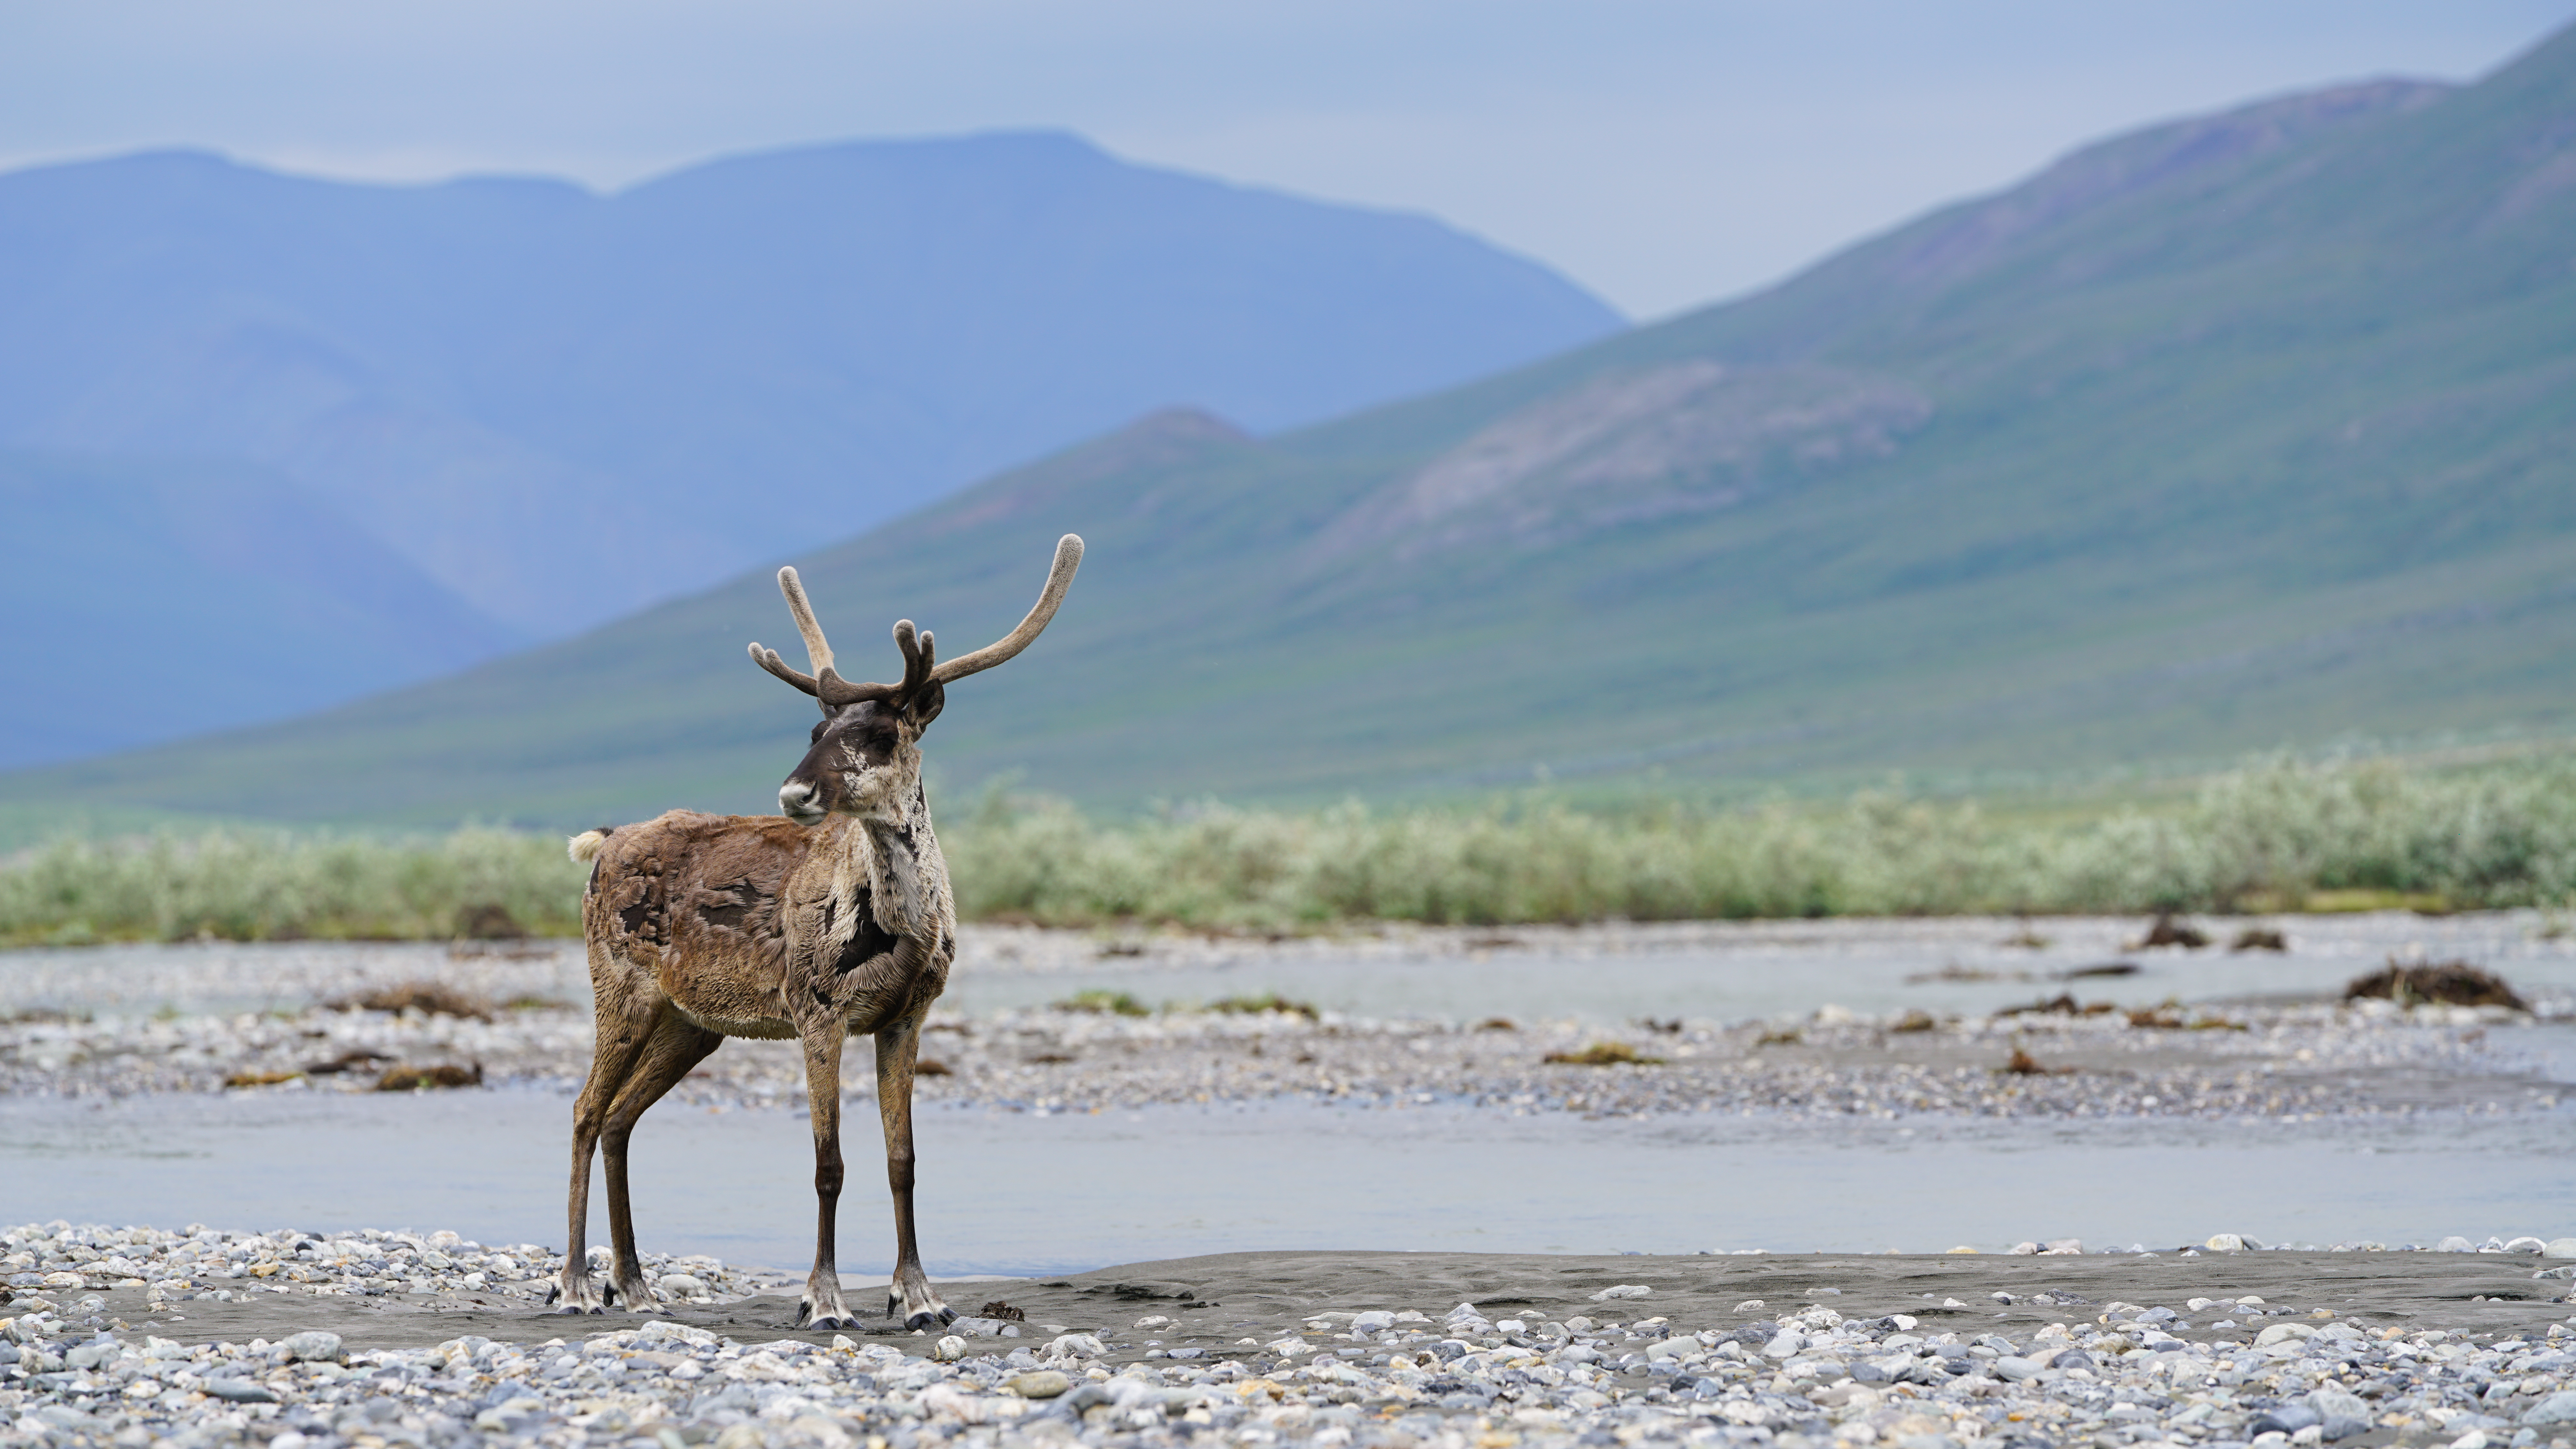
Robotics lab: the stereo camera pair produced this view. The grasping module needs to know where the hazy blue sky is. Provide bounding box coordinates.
[6,1,2570,318]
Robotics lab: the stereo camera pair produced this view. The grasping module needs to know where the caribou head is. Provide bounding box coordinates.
[750,534,1082,826]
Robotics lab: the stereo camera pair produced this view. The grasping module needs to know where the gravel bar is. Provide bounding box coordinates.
[0,991,2558,1125]
[11,1236,2576,1449]
[6,915,2572,1123]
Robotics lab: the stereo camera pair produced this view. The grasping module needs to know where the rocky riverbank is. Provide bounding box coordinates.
[0,974,2556,1124]
[10,1239,2576,1449]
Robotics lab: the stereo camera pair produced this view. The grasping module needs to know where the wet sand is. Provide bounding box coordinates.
[80,1247,2576,1353]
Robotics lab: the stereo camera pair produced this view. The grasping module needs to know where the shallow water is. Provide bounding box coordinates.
[7,915,2574,1278]
[4,1084,2571,1277]
[8,912,2573,1027]
[942,912,2576,1026]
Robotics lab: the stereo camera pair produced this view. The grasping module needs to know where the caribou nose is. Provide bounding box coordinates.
[778,780,821,819]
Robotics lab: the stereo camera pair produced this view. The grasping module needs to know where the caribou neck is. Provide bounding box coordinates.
[840,783,942,942]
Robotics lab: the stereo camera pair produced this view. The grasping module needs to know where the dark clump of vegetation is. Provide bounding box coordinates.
[1999,1045,2075,1076]
[2131,913,2211,949]
[2124,1001,2251,1031]
[454,903,529,940]
[1888,1009,1940,1033]
[1543,1041,1664,1067]
[979,1301,1026,1322]
[2344,960,2529,1012]
[2229,927,2288,952]
[1208,993,1319,1020]
[326,981,493,1021]
[2001,993,2117,1017]
[375,1062,484,1091]
[915,1059,953,1077]
[1052,989,1150,1017]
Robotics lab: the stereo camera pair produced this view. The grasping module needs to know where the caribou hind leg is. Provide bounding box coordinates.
[599,1011,723,1311]
[553,974,661,1314]
[876,1017,954,1329]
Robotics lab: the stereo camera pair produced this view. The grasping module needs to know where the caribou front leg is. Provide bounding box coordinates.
[793,1017,861,1329]
[876,1017,954,1329]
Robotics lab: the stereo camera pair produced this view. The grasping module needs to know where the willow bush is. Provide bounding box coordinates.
[0,828,588,947]
[3,757,2570,945]
[943,756,2576,928]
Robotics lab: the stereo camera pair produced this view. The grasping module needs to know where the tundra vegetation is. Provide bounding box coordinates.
[2,756,2572,948]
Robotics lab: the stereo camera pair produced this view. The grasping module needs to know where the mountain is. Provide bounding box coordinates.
[0,133,1622,763]
[0,452,520,768]
[11,23,2576,826]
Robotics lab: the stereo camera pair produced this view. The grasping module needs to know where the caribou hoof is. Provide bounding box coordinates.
[796,1300,858,1331]
[544,1283,606,1314]
[902,1305,957,1332]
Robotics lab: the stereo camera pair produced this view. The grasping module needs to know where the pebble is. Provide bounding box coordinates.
[9,1267,2576,1449]
[275,1331,339,1363]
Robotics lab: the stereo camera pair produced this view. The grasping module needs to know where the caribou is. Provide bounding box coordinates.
[553,535,1082,1329]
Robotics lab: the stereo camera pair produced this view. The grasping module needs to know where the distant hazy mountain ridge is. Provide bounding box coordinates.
[9,23,2575,822]
[0,452,520,766]
[1868,79,2453,293]
[0,133,1620,767]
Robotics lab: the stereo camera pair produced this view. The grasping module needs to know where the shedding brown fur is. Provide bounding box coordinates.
[554,536,1082,1331]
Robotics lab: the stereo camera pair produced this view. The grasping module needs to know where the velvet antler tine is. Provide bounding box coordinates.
[777,567,835,678]
[924,534,1083,685]
[892,620,926,694]
[770,568,903,707]
[748,642,823,696]
[891,620,941,696]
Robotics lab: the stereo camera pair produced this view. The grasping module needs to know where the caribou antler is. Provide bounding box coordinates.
[747,568,903,708]
[926,534,1083,685]
[746,535,1082,708]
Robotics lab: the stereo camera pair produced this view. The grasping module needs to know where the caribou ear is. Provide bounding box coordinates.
[903,681,945,730]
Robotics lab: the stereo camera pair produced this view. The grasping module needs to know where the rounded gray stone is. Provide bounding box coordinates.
[281,1330,344,1362]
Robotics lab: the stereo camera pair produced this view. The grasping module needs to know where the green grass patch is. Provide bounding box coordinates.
[1050,989,1151,1017]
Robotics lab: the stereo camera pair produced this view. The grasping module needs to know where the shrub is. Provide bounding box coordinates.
[6,755,2571,945]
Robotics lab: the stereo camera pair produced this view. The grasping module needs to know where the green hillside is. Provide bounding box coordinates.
[11,27,2576,829]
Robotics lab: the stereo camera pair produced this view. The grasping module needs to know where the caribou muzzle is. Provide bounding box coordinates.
[778,779,827,826]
